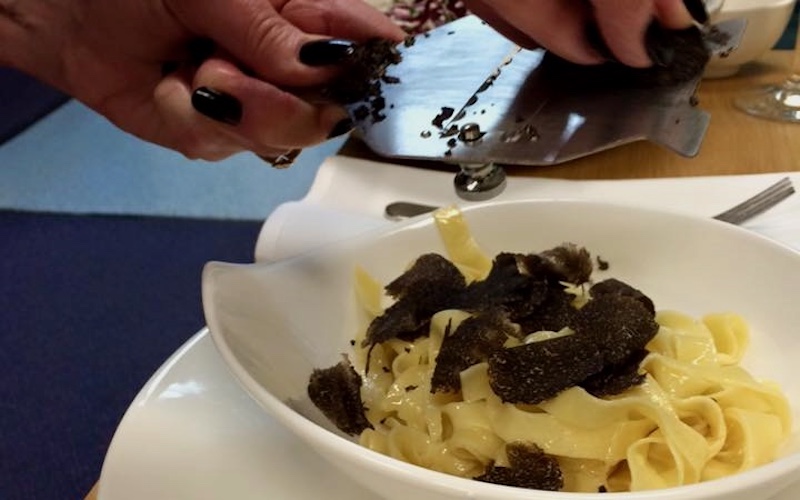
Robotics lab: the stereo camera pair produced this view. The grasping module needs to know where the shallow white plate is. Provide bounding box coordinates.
[96,328,800,500]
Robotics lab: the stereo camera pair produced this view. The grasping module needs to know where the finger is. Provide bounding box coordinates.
[165,0,336,87]
[462,0,540,49]
[589,0,655,67]
[191,56,351,150]
[153,67,246,160]
[653,0,695,28]
[468,0,604,65]
[279,0,406,42]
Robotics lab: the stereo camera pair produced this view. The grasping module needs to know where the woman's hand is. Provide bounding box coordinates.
[0,0,405,161]
[464,0,698,67]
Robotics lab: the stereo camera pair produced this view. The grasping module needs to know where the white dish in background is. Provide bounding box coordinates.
[202,200,800,500]
[705,0,797,78]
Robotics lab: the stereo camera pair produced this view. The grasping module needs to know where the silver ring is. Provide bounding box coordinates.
[257,149,302,169]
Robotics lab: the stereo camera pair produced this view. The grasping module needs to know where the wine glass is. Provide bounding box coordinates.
[733,8,800,123]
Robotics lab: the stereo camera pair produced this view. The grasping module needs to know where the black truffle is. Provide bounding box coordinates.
[455,252,549,320]
[431,311,517,394]
[525,243,594,285]
[539,24,709,89]
[307,357,372,436]
[573,294,659,366]
[364,253,467,347]
[590,278,656,316]
[516,288,579,335]
[580,349,649,398]
[475,442,563,491]
[488,332,604,404]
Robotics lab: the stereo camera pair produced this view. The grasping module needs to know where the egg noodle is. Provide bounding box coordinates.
[350,207,792,493]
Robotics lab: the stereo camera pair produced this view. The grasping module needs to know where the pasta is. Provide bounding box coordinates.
[344,207,792,493]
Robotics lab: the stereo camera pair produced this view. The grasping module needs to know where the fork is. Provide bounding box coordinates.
[384,176,796,225]
[710,177,795,225]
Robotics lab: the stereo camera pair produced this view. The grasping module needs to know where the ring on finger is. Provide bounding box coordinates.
[257,149,302,169]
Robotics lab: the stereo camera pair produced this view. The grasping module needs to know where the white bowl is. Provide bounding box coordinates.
[705,0,797,78]
[202,200,800,500]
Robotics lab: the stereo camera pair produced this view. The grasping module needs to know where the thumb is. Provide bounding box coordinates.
[166,0,332,87]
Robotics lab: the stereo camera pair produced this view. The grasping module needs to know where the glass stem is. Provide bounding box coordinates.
[790,11,800,83]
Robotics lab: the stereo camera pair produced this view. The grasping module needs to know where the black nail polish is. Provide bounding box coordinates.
[683,0,709,24]
[299,39,356,66]
[327,118,353,139]
[191,87,242,126]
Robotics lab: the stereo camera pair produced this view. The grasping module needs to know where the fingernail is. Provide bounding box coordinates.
[299,39,356,66]
[191,87,242,125]
[683,0,709,24]
[645,24,675,67]
[327,118,353,139]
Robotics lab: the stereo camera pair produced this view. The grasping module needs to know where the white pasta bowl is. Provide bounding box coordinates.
[704,0,797,78]
[202,200,800,500]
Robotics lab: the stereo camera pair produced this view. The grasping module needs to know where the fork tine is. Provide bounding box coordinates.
[712,177,795,225]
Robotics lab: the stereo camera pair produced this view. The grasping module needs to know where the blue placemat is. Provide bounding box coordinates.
[0,211,263,500]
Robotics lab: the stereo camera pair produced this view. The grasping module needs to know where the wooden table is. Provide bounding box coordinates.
[83,50,799,500]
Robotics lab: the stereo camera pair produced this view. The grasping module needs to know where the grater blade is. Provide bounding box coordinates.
[345,15,746,167]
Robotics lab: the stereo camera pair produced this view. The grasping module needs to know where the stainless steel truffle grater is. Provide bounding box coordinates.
[344,15,746,200]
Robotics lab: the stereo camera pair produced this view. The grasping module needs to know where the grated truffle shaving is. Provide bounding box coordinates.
[431,310,518,393]
[573,294,659,366]
[590,278,656,316]
[475,442,564,491]
[488,331,604,404]
[364,253,467,347]
[516,288,578,335]
[307,357,372,436]
[455,252,549,320]
[533,243,594,285]
[580,348,649,398]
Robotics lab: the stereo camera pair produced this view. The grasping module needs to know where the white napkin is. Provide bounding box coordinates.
[254,155,800,262]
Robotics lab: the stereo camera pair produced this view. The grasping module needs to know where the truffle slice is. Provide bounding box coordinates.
[308,357,372,436]
[488,332,604,404]
[431,311,517,394]
[590,278,656,316]
[516,288,579,335]
[364,253,466,347]
[573,294,659,366]
[526,243,594,285]
[475,442,564,491]
[364,300,429,346]
[455,253,549,320]
[384,253,466,305]
[580,349,649,398]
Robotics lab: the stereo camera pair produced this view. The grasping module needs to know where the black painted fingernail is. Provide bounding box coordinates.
[683,0,709,24]
[327,118,353,139]
[645,23,675,67]
[191,87,242,126]
[299,39,356,66]
[187,37,217,66]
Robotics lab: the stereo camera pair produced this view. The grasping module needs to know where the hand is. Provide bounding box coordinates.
[464,0,697,67]
[0,0,405,161]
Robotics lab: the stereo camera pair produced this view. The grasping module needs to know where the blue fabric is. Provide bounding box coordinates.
[0,69,70,145]
[0,211,263,500]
